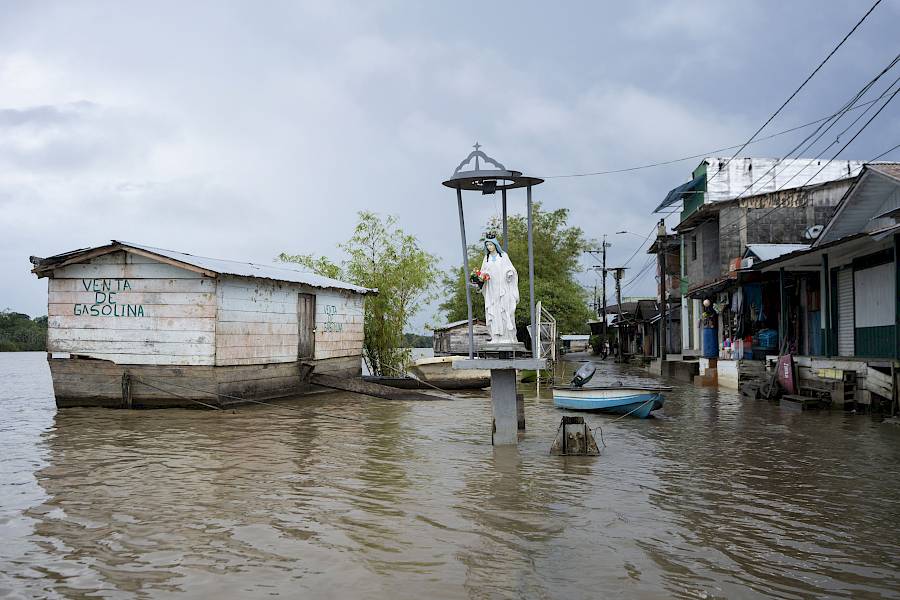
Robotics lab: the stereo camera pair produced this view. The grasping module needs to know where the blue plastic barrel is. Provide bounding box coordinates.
[702,327,718,358]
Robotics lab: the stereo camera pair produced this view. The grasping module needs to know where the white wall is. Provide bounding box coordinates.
[47,251,217,365]
[215,276,365,366]
[313,289,365,360]
[215,276,299,366]
[854,262,895,328]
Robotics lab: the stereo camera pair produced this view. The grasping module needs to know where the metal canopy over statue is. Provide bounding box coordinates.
[442,144,546,446]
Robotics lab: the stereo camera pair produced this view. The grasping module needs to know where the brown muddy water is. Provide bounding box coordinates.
[2,352,900,599]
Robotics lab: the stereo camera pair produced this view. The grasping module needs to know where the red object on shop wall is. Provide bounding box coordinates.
[776,354,797,395]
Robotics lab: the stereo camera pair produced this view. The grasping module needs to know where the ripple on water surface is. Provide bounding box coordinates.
[1,352,900,599]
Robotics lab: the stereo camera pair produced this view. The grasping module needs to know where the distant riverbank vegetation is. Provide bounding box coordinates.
[0,311,48,351]
[402,333,432,348]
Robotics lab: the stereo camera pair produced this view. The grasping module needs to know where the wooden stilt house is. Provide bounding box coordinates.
[31,241,373,408]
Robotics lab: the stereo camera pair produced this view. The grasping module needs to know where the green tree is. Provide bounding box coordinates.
[279,212,439,376]
[440,204,592,334]
[0,311,48,351]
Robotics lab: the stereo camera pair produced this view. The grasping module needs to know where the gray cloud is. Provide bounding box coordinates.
[1,0,898,331]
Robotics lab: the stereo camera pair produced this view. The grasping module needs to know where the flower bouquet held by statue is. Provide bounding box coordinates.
[469,268,490,290]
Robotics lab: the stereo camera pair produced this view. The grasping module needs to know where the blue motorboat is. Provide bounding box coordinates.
[552,384,669,418]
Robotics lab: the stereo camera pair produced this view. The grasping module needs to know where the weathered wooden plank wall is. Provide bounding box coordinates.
[47,251,217,365]
[313,289,364,361]
[214,278,364,366]
[215,277,299,366]
[46,251,366,370]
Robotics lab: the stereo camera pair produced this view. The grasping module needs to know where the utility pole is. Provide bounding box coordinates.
[601,234,608,338]
[657,219,667,362]
[614,267,625,363]
[585,237,612,338]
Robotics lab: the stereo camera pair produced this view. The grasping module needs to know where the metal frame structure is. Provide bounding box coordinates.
[442,144,544,358]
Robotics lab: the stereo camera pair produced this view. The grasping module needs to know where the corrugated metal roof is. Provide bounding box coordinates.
[703,157,863,203]
[116,241,373,294]
[744,244,809,262]
[868,163,900,182]
[654,173,705,213]
[432,319,486,331]
[33,240,373,294]
[816,164,900,245]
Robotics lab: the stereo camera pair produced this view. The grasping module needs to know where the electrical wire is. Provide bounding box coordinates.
[724,55,900,206]
[541,98,882,179]
[680,53,900,241]
[703,0,884,188]
[870,141,900,161]
[716,81,900,237]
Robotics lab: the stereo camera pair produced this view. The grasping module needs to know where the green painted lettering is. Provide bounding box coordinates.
[123,280,131,290]
[89,305,99,316]
[82,279,91,291]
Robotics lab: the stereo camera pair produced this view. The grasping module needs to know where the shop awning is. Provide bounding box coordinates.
[654,173,705,213]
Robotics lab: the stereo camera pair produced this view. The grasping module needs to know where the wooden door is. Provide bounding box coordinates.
[298,293,316,360]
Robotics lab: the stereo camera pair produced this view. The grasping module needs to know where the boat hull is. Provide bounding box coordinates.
[408,357,490,390]
[552,387,665,418]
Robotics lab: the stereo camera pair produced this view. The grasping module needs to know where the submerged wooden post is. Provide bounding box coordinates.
[516,393,525,431]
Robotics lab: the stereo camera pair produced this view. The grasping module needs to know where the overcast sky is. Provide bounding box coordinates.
[2,0,898,332]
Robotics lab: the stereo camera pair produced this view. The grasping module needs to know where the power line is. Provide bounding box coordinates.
[870,141,900,161]
[795,84,900,188]
[704,0,884,188]
[541,98,881,179]
[684,53,900,239]
[718,88,900,239]
[725,54,900,205]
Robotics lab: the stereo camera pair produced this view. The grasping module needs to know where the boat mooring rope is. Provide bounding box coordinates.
[381,362,464,399]
[129,374,363,423]
[588,397,658,449]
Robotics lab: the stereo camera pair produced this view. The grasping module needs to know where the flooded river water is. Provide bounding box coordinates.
[2,352,900,599]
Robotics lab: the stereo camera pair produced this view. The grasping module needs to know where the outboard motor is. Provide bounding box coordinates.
[571,362,596,387]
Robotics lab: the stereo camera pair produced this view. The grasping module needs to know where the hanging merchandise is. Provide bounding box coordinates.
[731,287,743,314]
[744,284,764,322]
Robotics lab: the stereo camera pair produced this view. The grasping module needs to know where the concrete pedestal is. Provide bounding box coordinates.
[455,358,546,446]
[490,369,518,445]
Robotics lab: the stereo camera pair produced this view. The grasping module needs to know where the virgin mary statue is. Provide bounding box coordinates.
[479,235,519,344]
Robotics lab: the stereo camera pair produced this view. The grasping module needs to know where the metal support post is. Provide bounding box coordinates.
[502,188,508,253]
[457,187,474,359]
[822,253,831,357]
[527,184,537,357]
[778,267,786,349]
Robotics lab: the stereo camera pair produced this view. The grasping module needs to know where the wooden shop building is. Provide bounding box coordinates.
[31,241,373,408]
